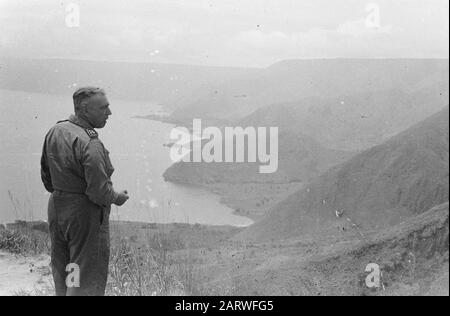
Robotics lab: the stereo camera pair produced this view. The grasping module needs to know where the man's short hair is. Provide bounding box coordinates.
[73,87,105,113]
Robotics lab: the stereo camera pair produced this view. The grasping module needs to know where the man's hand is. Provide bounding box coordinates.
[114,190,129,206]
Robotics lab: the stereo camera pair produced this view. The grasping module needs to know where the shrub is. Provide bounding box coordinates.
[0,229,50,255]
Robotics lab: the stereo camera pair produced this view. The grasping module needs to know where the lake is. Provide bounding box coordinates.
[0,89,253,227]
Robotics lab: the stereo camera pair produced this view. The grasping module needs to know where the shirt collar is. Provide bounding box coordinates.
[69,114,94,129]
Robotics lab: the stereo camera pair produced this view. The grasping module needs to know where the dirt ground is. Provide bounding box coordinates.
[0,251,52,296]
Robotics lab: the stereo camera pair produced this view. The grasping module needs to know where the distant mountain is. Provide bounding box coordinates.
[0,57,258,105]
[237,106,449,242]
[239,83,449,151]
[170,59,449,122]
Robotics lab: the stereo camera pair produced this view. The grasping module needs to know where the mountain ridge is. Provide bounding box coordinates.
[0,57,258,106]
[171,59,449,122]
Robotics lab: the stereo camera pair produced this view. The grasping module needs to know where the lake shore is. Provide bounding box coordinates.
[137,114,275,222]
[161,174,303,222]
[133,114,188,127]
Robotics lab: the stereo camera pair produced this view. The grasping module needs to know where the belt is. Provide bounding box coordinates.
[53,189,85,195]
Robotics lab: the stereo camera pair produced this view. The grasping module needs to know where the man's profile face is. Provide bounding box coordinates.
[85,94,112,128]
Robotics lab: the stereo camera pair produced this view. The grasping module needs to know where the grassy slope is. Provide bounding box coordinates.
[304,202,449,296]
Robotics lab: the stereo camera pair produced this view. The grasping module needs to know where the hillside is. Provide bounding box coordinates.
[163,130,353,219]
[164,131,352,185]
[304,202,449,296]
[224,202,449,296]
[236,106,449,242]
[170,59,449,122]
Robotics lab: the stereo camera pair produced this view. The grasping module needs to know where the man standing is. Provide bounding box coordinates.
[40,87,129,296]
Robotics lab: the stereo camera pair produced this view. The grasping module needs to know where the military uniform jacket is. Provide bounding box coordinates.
[40,114,118,208]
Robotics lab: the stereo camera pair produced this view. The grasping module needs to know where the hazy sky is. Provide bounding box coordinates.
[0,0,448,67]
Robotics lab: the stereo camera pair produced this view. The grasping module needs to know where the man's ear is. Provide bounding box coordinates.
[80,101,89,114]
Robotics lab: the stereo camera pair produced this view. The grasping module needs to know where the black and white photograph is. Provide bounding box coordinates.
[0,0,448,300]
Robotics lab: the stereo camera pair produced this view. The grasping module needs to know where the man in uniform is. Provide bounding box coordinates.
[40,87,129,296]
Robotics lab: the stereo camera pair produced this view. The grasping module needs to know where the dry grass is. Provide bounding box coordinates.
[0,228,50,255]
[2,191,50,255]
[106,228,205,296]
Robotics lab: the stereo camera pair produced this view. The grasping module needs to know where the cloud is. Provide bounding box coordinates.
[230,19,397,59]
[336,19,396,37]
[0,0,448,67]
[235,30,290,49]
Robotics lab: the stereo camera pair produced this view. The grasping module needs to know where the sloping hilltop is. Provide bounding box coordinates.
[236,106,449,242]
